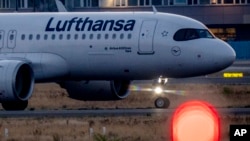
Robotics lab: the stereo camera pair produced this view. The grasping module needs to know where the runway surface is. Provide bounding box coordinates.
[1,108,250,118]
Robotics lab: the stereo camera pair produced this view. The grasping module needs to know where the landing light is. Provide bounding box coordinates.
[154,86,163,94]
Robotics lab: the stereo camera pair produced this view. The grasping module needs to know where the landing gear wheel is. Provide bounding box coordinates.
[155,97,170,108]
[2,100,28,111]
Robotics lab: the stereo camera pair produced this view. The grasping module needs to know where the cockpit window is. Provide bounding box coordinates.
[174,28,214,41]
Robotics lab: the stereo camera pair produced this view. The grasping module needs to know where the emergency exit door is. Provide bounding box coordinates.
[7,30,17,49]
[138,20,157,55]
[0,30,4,49]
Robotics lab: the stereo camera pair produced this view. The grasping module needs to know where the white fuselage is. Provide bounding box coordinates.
[0,12,235,82]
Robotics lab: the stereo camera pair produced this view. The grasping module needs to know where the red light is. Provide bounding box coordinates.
[171,101,220,141]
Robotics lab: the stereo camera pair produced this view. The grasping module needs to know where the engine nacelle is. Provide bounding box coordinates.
[0,60,34,102]
[60,80,131,101]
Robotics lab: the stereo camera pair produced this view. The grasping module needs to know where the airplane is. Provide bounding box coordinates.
[0,7,235,110]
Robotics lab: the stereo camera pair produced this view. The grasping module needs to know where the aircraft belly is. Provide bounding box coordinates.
[87,52,123,79]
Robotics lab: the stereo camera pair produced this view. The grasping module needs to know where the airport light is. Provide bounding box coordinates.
[223,72,243,78]
[171,101,220,141]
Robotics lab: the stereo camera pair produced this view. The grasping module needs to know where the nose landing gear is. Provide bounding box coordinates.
[155,97,170,108]
[153,77,170,108]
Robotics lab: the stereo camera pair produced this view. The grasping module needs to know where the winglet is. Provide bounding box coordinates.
[55,0,68,12]
[152,5,157,14]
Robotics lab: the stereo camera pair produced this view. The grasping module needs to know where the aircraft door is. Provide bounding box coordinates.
[138,20,157,55]
[7,30,17,49]
[0,30,4,49]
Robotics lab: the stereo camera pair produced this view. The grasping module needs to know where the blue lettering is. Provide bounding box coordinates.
[56,20,68,31]
[45,17,136,32]
[45,17,55,31]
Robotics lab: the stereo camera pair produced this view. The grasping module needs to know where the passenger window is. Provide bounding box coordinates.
[112,34,116,39]
[21,34,25,40]
[36,34,40,40]
[97,34,101,40]
[128,33,132,39]
[105,34,109,40]
[29,34,33,40]
[44,34,48,40]
[52,34,56,40]
[89,34,93,40]
[74,34,78,40]
[120,34,124,39]
[82,34,86,40]
[59,34,63,40]
[67,34,71,40]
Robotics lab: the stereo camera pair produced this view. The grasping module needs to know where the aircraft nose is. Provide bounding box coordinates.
[215,40,236,69]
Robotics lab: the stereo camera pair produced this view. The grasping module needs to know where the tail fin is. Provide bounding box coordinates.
[152,5,158,14]
[55,0,67,12]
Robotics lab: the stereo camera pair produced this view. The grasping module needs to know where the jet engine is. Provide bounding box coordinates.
[59,80,131,101]
[0,60,34,110]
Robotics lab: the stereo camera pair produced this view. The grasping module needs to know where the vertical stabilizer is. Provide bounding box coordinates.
[152,5,157,14]
[55,0,67,12]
